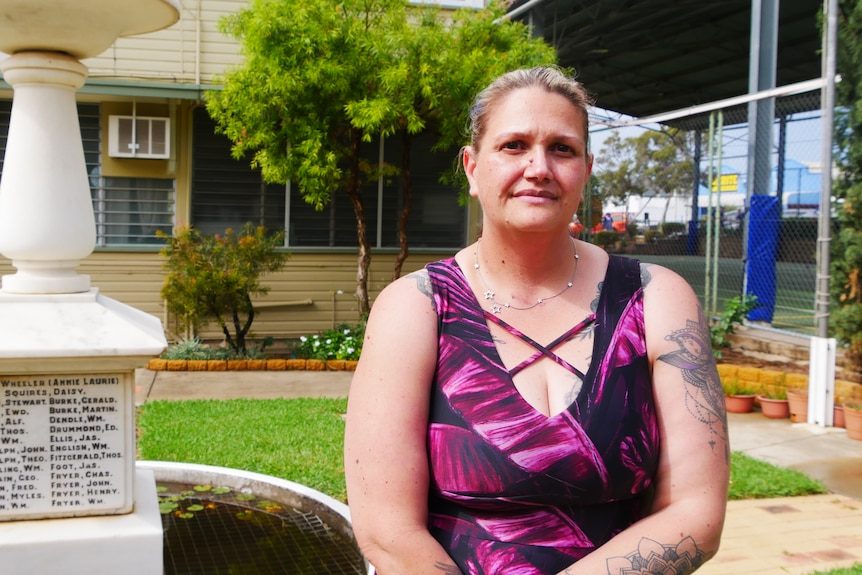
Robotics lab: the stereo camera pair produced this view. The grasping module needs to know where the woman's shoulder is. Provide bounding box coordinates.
[636,260,691,292]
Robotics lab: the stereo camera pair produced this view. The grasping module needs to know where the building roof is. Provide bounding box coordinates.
[509,0,824,121]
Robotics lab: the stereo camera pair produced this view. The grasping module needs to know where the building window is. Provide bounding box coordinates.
[90,175,175,246]
[78,104,175,246]
[191,107,466,248]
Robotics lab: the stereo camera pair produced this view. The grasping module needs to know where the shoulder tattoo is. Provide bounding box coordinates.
[657,305,728,458]
[640,263,653,288]
[406,270,435,311]
[434,561,462,574]
[590,281,603,313]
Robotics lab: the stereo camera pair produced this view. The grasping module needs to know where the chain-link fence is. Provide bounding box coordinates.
[584,85,825,336]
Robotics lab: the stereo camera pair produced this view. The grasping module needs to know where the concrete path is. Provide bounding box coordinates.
[134,369,862,574]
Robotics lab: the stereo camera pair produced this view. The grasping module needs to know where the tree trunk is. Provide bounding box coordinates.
[346,128,372,317]
[392,127,412,280]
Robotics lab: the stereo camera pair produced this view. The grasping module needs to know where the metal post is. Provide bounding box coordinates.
[808,0,838,427]
[815,0,837,337]
[742,0,779,298]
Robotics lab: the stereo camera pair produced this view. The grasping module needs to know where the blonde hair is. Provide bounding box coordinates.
[467,67,592,151]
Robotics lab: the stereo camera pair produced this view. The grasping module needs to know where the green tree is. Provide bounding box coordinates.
[158,224,289,355]
[595,128,697,221]
[207,0,555,313]
[831,0,862,367]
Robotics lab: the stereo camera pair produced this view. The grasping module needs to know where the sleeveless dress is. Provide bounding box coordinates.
[425,255,659,575]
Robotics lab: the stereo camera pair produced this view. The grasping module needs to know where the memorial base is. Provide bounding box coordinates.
[0,468,163,575]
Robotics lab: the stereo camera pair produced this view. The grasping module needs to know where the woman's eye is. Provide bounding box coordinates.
[553,143,574,154]
[502,141,523,150]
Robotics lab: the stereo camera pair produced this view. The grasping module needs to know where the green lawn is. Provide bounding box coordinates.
[138,398,848,575]
[137,398,828,504]
[137,398,349,501]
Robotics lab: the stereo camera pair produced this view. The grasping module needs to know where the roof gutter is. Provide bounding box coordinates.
[493,0,551,24]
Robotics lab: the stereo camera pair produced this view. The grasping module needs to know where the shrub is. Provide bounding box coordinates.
[295,323,365,361]
[594,230,620,248]
[158,223,289,356]
[160,336,275,361]
[721,377,759,396]
[660,221,686,236]
[643,229,663,243]
[710,295,757,359]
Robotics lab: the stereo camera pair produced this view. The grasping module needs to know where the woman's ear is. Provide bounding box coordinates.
[463,146,479,198]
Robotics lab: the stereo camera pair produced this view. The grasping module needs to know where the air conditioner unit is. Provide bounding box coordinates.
[108,115,170,159]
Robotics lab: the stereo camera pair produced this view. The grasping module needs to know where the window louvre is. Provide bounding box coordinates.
[191,107,465,248]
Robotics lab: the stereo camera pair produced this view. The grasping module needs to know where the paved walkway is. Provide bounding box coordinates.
[135,369,862,575]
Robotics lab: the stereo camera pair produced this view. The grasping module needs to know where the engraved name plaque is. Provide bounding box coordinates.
[0,373,134,521]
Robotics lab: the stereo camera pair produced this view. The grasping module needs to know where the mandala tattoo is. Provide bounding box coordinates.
[604,536,707,575]
[657,306,728,457]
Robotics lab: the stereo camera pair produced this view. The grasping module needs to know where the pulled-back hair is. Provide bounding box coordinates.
[467,67,593,151]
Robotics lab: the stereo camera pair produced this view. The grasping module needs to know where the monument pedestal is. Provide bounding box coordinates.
[0,468,163,575]
[0,2,178,572]
[0,291,167,573]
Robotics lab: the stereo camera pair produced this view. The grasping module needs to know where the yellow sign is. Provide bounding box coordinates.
[710,173,739,192]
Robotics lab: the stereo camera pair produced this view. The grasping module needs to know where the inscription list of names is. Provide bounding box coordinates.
[0,374,129,519]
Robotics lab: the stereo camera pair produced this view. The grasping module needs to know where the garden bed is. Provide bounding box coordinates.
[147,358,358,372]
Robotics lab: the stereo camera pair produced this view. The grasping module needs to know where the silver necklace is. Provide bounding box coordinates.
[473,238,580,314]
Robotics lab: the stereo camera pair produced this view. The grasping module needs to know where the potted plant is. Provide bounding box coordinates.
[843,400,862,441]
[722,378,759,413]
[833,400,846,429]
[786,388,809,423]
[758,387,789,419]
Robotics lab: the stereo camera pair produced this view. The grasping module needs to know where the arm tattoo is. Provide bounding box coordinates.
[434,561,463,574]
[657,306,728,458]
[406,270,435,310]
[603,536,708,575]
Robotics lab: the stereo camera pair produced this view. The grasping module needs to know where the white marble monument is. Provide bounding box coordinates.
[0,1,179,573]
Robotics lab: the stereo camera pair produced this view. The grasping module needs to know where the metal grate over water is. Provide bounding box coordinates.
[158,481,366,575]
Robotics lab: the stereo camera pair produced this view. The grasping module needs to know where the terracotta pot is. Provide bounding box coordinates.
[725,394,756,413]
[833,405,845,429]
[786,389,808,423]
[844,403,862,441]
[758,396,789,419]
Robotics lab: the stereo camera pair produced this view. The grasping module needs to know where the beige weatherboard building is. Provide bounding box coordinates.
[0,0,479,344]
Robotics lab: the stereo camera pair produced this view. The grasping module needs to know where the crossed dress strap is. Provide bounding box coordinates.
[484,312,596,379]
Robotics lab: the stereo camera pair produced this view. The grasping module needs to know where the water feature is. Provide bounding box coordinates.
[140,461,371,575]
[0,3,365,571]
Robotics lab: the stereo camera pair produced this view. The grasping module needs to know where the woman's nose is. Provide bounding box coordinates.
[525,150,551,180]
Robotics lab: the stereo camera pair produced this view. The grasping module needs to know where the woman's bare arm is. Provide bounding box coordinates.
[344,270,463,575]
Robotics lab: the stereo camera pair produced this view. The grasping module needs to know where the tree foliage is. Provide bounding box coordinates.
[595,128,697,213]
[831,0,862,366]
[206,0,556,314]
[158,224,289,355]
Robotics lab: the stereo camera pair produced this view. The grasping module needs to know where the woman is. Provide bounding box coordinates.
[344,66,728,575]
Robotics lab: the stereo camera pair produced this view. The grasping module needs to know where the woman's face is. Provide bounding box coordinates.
[464,86,593,235]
